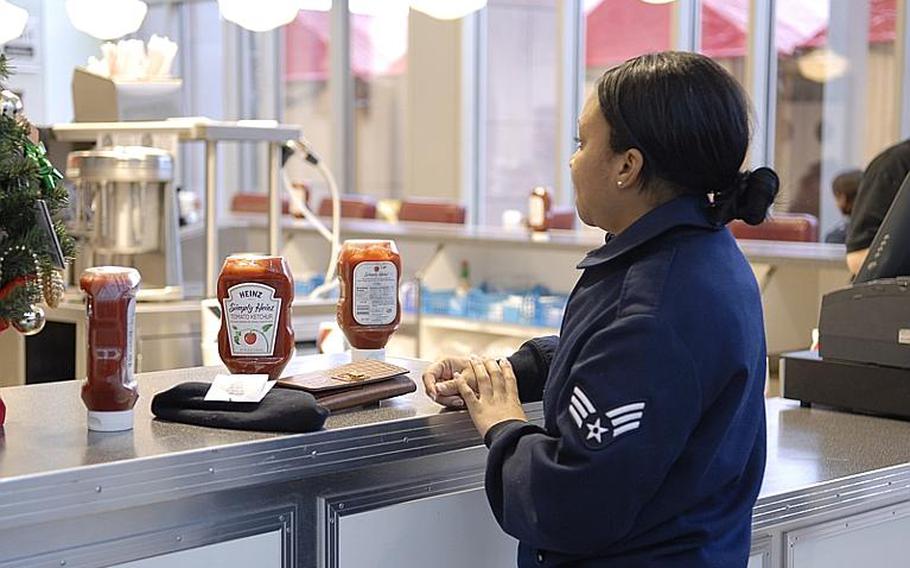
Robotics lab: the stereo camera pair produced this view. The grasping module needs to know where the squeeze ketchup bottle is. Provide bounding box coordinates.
[80,267,141,432]
[217,254,296,380]
[336,240,402,361]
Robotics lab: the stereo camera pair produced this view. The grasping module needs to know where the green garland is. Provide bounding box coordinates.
[0,55,76,323]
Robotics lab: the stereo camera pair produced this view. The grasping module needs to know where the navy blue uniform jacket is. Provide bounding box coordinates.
[492,196,768,567]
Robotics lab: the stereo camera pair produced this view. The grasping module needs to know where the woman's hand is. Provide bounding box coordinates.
[422,355,474,408]
[455,357,527,438]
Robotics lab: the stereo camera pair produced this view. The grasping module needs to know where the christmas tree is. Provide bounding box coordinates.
[0,55,76,335]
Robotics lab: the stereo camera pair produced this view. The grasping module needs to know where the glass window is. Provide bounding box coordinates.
[584,0,673,97]
[699,0,748,87]
[774,0,898,240]
[484,0,559,226]
[351,5,408,199]
[283,9,334,203]
[283,5,408,204]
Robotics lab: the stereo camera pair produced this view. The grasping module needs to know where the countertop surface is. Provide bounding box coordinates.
[3,353,910,504]
[212,215,848,267]
[0,355,445,482]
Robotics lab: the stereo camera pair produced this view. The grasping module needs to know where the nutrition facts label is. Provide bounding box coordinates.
[352,261,398,326]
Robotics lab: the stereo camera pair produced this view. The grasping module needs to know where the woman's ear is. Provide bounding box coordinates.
[617,148,645,190]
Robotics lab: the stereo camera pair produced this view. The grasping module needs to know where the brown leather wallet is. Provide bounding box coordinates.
[281,376,417,412]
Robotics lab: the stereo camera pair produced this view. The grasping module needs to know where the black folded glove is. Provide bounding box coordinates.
[151,382,329,433]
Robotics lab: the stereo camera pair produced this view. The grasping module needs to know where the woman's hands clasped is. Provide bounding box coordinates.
[423,355,527,438]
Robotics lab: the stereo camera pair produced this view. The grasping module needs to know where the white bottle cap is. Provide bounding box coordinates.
[87,409,134,432]
[351,347,386,362]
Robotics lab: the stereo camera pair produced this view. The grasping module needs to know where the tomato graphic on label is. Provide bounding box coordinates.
[244,331,257,345]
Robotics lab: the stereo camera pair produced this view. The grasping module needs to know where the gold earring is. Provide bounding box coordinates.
[617,181,623,187]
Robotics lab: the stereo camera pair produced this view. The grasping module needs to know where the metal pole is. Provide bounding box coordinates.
[897,0,910,139]
[413,243,446,359]
[557,0,583,212]
[331,0,354,194]
[672,0,701,52]
[268,143,282,255]
[746,0,777,170]
[414,278,423,359]
[205,141,217,298]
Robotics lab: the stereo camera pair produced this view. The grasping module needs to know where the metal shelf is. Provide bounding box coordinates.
[420,315,558,338]
[53,119,304,298]
[52,119,302,143]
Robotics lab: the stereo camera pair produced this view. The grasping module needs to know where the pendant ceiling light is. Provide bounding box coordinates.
[66,0,148,40]
[350,0,408,16]
[218,0,300,32]
[0,1,28,45]
[409,0,487,20]
[299,0,332,11]
[797,48,849,83]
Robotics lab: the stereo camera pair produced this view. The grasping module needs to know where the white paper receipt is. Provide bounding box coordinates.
[204,374,276,403]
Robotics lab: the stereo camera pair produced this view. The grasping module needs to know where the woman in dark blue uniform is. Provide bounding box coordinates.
[423,51,778,567]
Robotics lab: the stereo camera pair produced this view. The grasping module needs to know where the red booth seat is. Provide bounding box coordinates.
[728,212,819,242]
[317,195,378,219]
[397,199,466,225]
[550,207,577,230]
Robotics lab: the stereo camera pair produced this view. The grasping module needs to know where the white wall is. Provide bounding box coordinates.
[3,0,98,125]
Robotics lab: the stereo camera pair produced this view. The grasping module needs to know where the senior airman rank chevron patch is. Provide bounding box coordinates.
[568,385,646,450]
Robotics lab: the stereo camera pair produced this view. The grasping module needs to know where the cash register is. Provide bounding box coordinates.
[782,173,910,418]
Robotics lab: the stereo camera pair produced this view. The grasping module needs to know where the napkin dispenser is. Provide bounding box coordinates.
[72,67,183,122]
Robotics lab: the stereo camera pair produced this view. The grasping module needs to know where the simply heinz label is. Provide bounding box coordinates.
[223,283,282,357]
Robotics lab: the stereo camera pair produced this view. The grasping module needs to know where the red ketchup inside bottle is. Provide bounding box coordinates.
[80,266,141,432]
[336,240,401,361]
[217,254,296,379]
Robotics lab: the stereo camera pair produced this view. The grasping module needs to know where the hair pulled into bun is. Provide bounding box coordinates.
[713,167,780,226]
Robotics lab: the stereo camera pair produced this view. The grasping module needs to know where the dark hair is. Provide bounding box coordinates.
[832,169,863,199]
[596,51,779,226]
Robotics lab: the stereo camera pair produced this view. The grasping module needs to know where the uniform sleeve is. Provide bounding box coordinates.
[507,335,558,403]
[847,158,904,252]
[485,315,701,554]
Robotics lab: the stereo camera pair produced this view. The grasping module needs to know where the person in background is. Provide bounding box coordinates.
[824,169,863,244]
[423,52,778,567]
[787,121,823,219]
[846,139,910,273]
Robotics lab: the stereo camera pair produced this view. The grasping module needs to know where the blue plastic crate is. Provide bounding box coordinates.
[294,274,327,297]
[502,293,536,326]
[420,289,457,315]
[536,295,568,328]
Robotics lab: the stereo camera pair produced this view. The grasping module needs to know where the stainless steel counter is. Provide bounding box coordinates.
[0,356,457,483]
[2,354,909,513]
[3,355,910,567]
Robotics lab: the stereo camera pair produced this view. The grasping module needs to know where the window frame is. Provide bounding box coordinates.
[154,0,910,237]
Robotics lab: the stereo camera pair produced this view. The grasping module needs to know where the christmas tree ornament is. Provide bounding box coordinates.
[34,201,66,268]
[42,268,65,308]
[12,305,46,336]
[0,55,76,337]
[25,142,64,194]
[0,88,22,119]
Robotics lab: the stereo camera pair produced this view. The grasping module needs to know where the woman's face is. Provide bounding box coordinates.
[570,94,644,233]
